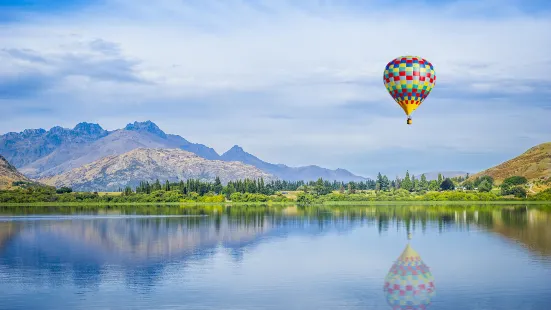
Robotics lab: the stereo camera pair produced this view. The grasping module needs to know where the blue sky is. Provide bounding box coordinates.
[1,0,550,178]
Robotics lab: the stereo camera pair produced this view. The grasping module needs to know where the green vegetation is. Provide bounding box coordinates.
[532,188,551,201]
[500,176,529,197]
[2,172,549,205]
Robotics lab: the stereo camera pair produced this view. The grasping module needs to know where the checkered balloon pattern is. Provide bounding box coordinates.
[383,56,436,116]
[383,244,436,309]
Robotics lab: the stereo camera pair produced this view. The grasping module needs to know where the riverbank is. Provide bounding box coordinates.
[1,200,550,207]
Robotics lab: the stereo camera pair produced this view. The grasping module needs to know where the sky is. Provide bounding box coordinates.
[1,0,550,178]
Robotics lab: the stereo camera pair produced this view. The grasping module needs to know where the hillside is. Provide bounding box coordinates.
[0,155,36,189]
[40,148,276,192]
[1,121,366,182]
[470,142,551,184]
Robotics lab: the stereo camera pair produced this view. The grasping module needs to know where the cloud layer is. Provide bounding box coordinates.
[1,0,550,177]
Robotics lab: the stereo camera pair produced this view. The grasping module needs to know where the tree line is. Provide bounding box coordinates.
[122,171,469,197]
[1,170,538,204]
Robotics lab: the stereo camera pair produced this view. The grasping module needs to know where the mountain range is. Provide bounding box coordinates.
[0,120,366,183]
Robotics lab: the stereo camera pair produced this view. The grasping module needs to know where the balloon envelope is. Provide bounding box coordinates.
[383,244,436,309]
[383,56,436,117]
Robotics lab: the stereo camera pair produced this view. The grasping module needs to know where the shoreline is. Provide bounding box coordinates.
[0,200,549,207]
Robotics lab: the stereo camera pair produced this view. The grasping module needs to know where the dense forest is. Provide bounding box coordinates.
[1,170,546,204]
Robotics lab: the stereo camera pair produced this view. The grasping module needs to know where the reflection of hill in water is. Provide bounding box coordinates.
[325,205,551,259]
[488,208,551,257]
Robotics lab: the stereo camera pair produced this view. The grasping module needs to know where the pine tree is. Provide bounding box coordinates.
[213,176,223,194]
[153,179,161,191]
[420,174,429,191]
[401,171,413,192]
[412,175,419,192]
[381,175,390,191]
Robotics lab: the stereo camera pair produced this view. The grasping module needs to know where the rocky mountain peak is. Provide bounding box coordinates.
[73,122,107,136]
[124,120,167,138]
[226,145,245,154]
[21,128,46,137]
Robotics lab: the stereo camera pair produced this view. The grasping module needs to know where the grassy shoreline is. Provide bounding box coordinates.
[0,200,549,207]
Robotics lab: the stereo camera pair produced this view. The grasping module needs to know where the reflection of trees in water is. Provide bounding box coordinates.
[1,203,551,292]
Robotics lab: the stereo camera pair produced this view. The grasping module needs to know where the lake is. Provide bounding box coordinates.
[1,204,551,310]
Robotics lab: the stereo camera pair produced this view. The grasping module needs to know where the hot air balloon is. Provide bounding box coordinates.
[383,56,436,125]
[383,241,436,309]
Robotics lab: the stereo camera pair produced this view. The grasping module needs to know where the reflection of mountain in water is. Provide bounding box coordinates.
[4,216,272,264]
[1,205,551,292]
[0,214,362,290]
[383,243,436,310]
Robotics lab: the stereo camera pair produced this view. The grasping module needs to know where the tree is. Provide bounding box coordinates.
[401,171,413,192]
[313,178,331,196]
[440,178,455,191]
[428,180,439,191]
[123,186,133,196]
[510,186,527,198]
[339,185,345,194]
[474,175,494,188]
[478,180,492,192]
[381,175,390,191]
[437,173,443,186]
[394,176,402,190]
[502,176,528,187]
[412,175,420,192]
[376,173,384,191]
[463,180,474,190]
[164,180,171,191]
[501,176,528,196]
[223,183,235,199]
[348,182,356,194]
[153,179,162,191]
[56,187,73,194]
[419,174,428,191]
[213,176,223,194]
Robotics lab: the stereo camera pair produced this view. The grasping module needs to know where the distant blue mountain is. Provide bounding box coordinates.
[0,121,367,181]
[221,145,367,182]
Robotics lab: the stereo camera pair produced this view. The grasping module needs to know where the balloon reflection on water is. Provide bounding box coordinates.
[383,236,436,309]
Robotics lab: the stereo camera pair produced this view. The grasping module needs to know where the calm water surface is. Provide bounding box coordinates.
[1,204,551,310]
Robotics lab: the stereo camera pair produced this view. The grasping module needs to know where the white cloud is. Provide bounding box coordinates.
[0,0,550,176]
